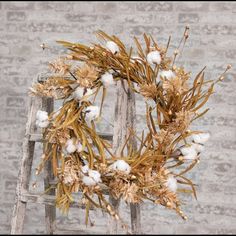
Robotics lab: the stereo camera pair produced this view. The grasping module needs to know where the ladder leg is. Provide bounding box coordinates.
[42,97,56,234]
[127,84,141,234]
[11,140,35,234]
[108,81,142,234]
[44,159,56,235]
[108,196,120,234]
[130,203,141,234]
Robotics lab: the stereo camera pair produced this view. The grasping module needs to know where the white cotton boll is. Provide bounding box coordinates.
[101,72,115,87]
[180,146,198,160]
[192,143,205,153]
[73,87,84,100]
[38,120,49,128]
[192,133,210,144]
[81,165,89,174]
[35,120,40,127]
[159,70,176,79]
[88,170,101,183]
[106,41,119,54]
[82,176,97,186]
[77,142,83,153]
[165,176,177,193]
[73,87,93,101]
[66,139,74,147]
[147,51,161,65]
[66,144,77,154]
[36,120,49,128]
[36,110,48,122]
[85,105,100,121]
[65,139,77,154]
[111,160,131,174]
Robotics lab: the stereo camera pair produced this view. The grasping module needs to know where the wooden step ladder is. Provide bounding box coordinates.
[10,74,141,234]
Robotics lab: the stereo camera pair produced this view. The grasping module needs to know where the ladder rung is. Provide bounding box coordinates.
[48,180,110,195]
[20,192,93,209]
[29,132,113,142]
[54,227,105,234]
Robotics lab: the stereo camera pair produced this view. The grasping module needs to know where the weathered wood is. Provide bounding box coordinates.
[29,132,113,142]
[11,74,143,235]
[127,86,142,235]
[10,95,40,234]
[19,192,94,209]
[108,80,140,234]
[42,97,56,235]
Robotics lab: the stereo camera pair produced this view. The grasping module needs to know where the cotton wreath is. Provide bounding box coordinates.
[31,27,231,227]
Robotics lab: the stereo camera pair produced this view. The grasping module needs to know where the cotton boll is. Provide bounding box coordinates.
[36,120,49,128]
[35,120,40,127]
[165,175,177,193]
[192,143,205,153]
[66,139,74,147]
[77,142,83,153]
[82,176,97,186]
[111,160,131,174]
[85,106,100,121]
[106,41,119,54]
[101,72,115,87]
[36,110,48,122]
[73,87,93,101]
[180,146,197,156]
[88,170,101,183]
[147,51,161,65]
[159,70,175,79]
[81,165,89,174]
[66,144,77,154]
[73,87,84,100]
[84,88,93,97]
[180,146,198,160]
[192,133,210,144]
[65,139,77,154]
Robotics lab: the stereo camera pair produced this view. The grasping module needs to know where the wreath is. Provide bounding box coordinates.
[30,27,231,227]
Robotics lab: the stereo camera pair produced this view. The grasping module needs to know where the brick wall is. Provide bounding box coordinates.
[0,1,236,234]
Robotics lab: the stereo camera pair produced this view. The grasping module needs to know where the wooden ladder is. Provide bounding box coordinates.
[10,74,141,234]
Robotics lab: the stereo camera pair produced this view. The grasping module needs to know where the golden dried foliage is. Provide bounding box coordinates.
[75,63,99,88]
[31,28,231,227]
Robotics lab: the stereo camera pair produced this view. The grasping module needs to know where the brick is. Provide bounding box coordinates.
[196,203,236,218]
[94,2,117,12]
[0,56,26,65]
[65,13,97,22]
[128,25,164,36]
[4,2,35,10]
[201,25,236,35]
[0,42,10,54]
[175,2,209,11]
[5,180,17,191]
[178,13,200,24]
[225,50,236,60]
[136,2,173,11]
[69,2,95,13]
[6,22,74,33]
[117,14,153,25]
[208,2,236,11]
[117,2,136,12]
[6,97,25,107]
[7,11,26,21]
